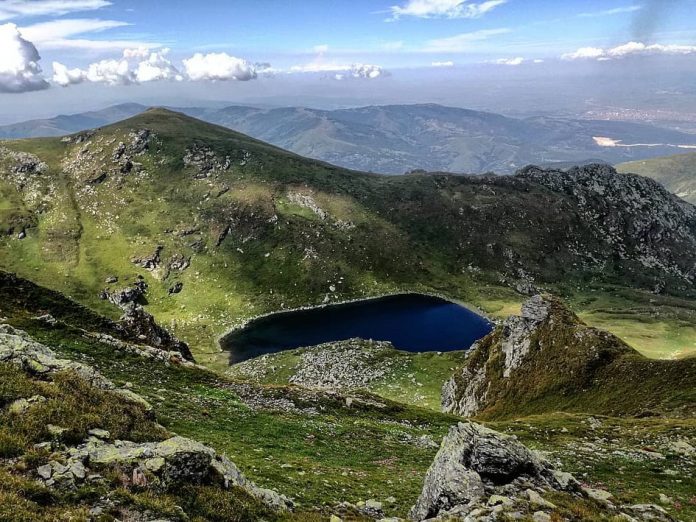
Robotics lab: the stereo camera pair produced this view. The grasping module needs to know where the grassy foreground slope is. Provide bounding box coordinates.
[617,152,696,205]
[1,109,696,364]
[1,272,695,521]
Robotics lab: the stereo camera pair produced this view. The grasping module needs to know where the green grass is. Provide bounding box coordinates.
[2,108,696,367]
[1,273,694,520]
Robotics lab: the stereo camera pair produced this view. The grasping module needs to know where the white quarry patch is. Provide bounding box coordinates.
[593,136,696,149]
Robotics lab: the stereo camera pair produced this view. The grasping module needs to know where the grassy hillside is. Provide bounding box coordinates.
[1,109,696,365]
[617,151,696,204]
[1,273,695,521]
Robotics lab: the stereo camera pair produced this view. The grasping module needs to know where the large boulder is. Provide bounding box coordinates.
[37,434,292,512]
[410,421,578,521]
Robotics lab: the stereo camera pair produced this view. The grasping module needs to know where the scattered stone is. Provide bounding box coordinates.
[526,489,556,509]
[582,487,613,503]
[487,495,513,506]
[658,493,672,505]
[88,428,111,440]
[34,314,57,326]
[667,439,694,456]
[8,395,46,415]
[532,512,552,522]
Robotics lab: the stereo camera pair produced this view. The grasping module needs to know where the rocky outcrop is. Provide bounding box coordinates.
[517,164,696,284]
[231,339,403,391]
[119,303,193,361]
[0,324,150,410]
[410,421,579,521]
[101,279,148,308]
[36,434,292,511]
[1,324,291,513]
[441,294,696,419]
[183,144,232,178]
[100,278,193,360]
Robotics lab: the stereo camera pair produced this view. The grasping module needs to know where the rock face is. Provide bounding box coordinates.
[119,303,193,360]
[441,295,696,419]
[410,421,578,521]
[36,434,292,511]
[517,164,696,285]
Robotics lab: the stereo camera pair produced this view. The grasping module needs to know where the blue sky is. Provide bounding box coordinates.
[1,0,696,120]
[11,0,695,61]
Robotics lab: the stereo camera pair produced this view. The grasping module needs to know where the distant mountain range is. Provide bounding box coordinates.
[2,103,696,174]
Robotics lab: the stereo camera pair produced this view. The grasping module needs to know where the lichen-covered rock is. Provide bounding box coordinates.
[0,324,154,411]
[517,164,696,284]
[38,435,293,512]
[410,421,578,521]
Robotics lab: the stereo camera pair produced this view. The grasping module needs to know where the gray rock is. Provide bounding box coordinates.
[533,512,552,522]
[37,464,52,480]
[626,504,674,521]
[409,421,577,521]
[40,435,292,512]
[582,487,613,503]
[526,489,556,509]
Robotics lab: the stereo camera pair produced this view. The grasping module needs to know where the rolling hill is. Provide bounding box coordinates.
[617,152,696,205]
[1,108,696,367]
[2,103,696,174]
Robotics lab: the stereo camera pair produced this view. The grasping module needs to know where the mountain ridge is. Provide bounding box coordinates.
[3,103,695,175]
[1,109,696,365]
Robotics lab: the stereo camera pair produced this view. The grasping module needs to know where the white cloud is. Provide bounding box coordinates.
[334,63,384,80]
[431,60,454,67]
[313,44,329,54]
[562,41,696,61]
[578,5,642,18]
[83,58,134,84]
[0,23,48,92]
[52,48,181,86]
[182,52,257,81]
[288,60,385,80]
[20,18,128,42]
[389,0,506,20]
[561,46,605,60]
[494,56,524,65]
[0,0,111,21]
[19,18,158,51]
[422,28,510,53]
[52,61,86,86]
[134,49,182,82]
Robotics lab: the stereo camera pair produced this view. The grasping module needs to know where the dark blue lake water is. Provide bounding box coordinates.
[223,294,493,363]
